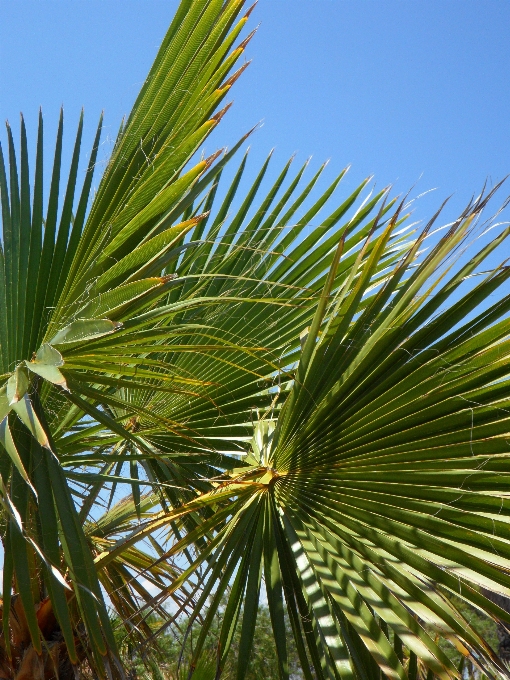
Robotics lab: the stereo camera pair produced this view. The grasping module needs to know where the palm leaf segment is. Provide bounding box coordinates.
[0,0,261,674]
[2,0,508,678]
[150,189,510,680]
[86,158,408,658]
[0,0,409,676]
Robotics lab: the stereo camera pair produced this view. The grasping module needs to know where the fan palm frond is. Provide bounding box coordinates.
[147,186,510,680]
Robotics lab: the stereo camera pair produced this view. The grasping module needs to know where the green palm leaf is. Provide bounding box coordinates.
[0,1,262,675]
[155,188,510,680]
[0,1,409,676]
[4,1,507,678]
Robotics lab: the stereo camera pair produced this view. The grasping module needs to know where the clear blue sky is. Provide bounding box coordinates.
[1,0,510,227]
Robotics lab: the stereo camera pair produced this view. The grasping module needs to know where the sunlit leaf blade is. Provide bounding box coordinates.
[0,0,267,675]
[158,188,510,680]
[3,0,509,678]
[26,343,67,389]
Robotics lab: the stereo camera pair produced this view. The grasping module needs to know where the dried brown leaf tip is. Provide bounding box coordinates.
[238,27,258,51]
[223,61,252,89]
[192,211,210,224]
[244,1,258,19]
[210,102,233,124]
[204,149,224,169]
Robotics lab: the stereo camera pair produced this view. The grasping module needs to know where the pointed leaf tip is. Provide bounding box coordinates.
[211,102,233,124]
[245,1,258,19]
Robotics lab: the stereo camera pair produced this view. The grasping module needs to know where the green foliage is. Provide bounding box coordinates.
[117,602,304,680]
[159,181,510,680]
[1,0,510,679]
[434,598,499,676]
[118,599,501,680]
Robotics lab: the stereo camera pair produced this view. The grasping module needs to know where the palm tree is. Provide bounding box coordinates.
[1,1,510,679]
[0,1,405,676]
[132,177,510,680]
